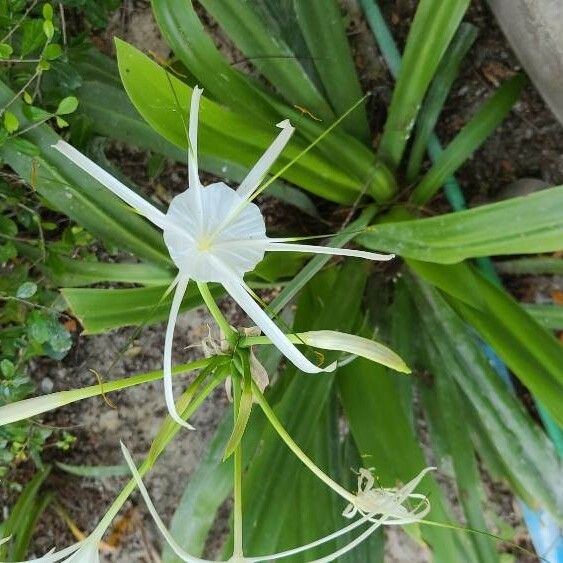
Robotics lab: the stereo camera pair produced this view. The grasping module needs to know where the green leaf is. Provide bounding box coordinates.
[55,95,79,115]
[43,19,54,40]
[3,110,19,133]
[1,468,51,560]
[62,283,220,334]
[21,19,45,56]
[411,74,526,204]
[162,409,234,561]
[43,43,62,61]
[0,242,17,263]
[0,359,15,378]
[377,0,470,171]
[23,104,52,122]
[44,254,174,287]
[496,257,563,275]
[114,38,360,204]
[360,186,563,263]
[523,304,563,331]
[55,462,130,478]
[410,260,563,427]
[198,0,335,122]
[418,373,499,563]
[42,3,54,21]
[406,23,478,182]
[410,277,563,519]
[0,43,13,59]
[149,3,394,201]
[293,0,370,140]
[16,281,37,298]
[55,116,68,128]
[0,214,18,236]
[151,0,277,123]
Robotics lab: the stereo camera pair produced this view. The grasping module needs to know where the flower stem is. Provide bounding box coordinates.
[252,382,356,505]
[197,282,236,343]
[232,375,244,558]
[95,366,229,537]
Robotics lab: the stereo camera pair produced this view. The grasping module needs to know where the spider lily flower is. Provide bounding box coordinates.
[121,442,431,563]
[343,466,434,524]
[53,86,393,429]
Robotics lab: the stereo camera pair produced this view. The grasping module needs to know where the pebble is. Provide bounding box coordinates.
[40,377,54,393]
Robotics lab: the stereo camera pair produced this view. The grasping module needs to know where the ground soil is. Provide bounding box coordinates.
[5,0,562,561]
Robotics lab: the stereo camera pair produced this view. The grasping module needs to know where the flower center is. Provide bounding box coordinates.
[163,182,268,283]
[197,236,213,252]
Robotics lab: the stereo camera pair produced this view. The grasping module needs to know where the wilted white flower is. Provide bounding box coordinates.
[53,86,393,429]
[343,466,434,524]
[121,442,431,563]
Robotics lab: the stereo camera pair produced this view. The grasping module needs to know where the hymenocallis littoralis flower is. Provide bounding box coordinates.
[53,86,394,430]
[121,442,433,563]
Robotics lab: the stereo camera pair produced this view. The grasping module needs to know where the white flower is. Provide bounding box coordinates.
[343,466,434,524]
[53,86,393,429]
[121,442,430,563]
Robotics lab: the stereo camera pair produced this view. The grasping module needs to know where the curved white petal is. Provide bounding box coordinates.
[308,519,386,563]
[13,540,86,562]
[221,273,336,374]
[52,141,167,230]
[266,242,394,261]
[246,515,372,562]
[188,86,203,191]
[237,119,295,201]
[163,274,195,430]
[121,443,212,563]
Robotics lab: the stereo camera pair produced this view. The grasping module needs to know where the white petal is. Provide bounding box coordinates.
[308,519,385,563]
[121,443,211,563]
[52,141,167,230]
[163,274,195,430]
[188,86,203,190]
[14,540,85,562]
[222,274,336,374]
[237,119,295,201]
[297,331,410,373]
[245,516,372,562]
[266,242,394,261]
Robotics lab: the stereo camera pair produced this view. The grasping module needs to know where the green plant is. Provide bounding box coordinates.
[0,0,561,561]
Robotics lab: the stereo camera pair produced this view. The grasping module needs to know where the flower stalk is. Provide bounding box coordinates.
[232,375,244,559]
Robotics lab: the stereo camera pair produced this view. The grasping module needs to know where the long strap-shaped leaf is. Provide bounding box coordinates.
[360,185,563,263]
[377,0,470,172]
[150,1,395,201]
[293,0,370,141]
[410,74,526,204]
[410,277,563,521]
[410,260,563,428]
[198,0,334,123]
[114,38,361,205]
